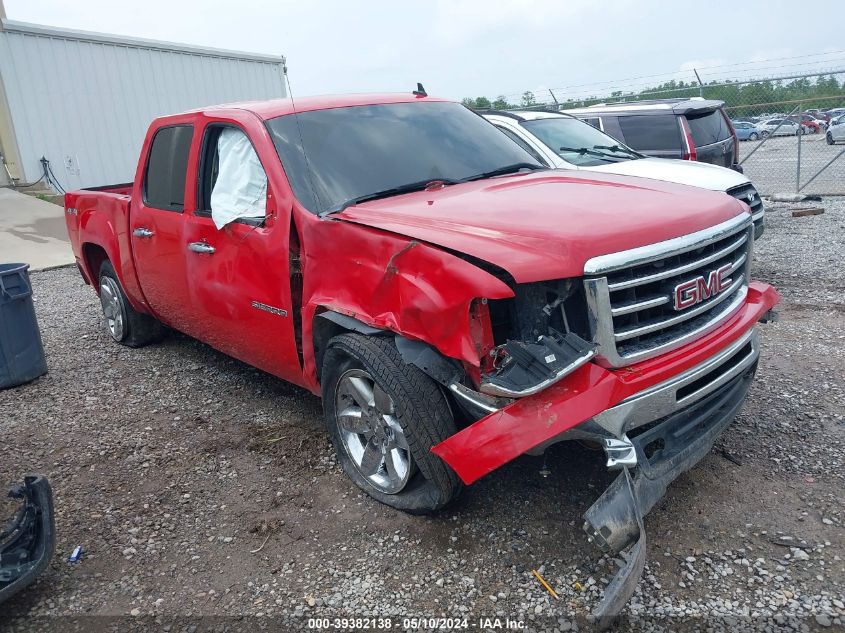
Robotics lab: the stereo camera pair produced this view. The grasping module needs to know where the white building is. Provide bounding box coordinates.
[0,1,285,190]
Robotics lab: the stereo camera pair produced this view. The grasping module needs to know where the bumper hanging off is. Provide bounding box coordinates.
[585,357,756,626]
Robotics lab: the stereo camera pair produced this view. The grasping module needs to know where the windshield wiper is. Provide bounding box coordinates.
[558,146,615,159]
[461,162,545,183]
[323,178,460,216]
[593,144,642,158]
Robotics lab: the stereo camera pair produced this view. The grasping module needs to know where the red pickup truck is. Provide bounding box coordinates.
[64,92,778,623]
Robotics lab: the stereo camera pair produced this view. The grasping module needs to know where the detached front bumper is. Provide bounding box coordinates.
[0,475,55,604]
[585,343,757,626]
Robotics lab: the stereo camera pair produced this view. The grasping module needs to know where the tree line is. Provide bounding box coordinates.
[462,74,845,111]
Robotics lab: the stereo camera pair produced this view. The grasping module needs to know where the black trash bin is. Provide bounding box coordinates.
[0,263,48,389]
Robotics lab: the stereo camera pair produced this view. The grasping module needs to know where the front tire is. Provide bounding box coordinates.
[761,131,770,139]
[321,333,461,514]
[749,132,759,141]
[827,132,835,145]
[98,261,163,347]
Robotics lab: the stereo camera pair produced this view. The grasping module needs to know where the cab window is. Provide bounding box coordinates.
[143,125,193,212]
[197,125,268,229]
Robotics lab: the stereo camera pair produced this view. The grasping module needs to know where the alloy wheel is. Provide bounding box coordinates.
[334,368,414,494]
[99,277,126,341]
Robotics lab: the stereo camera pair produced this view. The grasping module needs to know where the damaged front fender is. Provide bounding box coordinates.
[298,215,514,390]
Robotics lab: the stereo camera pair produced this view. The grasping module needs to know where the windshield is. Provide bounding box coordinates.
[521,117,641,166]
[266,102,544,214]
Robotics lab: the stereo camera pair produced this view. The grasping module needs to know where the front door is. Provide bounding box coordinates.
[180,122,302,385]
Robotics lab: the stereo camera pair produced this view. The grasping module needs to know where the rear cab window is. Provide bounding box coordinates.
[617,115,681,151]
[685,110,731,147]
[143,125,194,212]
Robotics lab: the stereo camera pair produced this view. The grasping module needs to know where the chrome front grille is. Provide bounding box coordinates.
[727,183,765,238]
[583,214,753,367]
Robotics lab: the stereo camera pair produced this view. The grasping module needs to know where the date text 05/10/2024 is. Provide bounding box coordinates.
[307,617,526,630]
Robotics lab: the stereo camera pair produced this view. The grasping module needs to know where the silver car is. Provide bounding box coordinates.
[755,118,803,138]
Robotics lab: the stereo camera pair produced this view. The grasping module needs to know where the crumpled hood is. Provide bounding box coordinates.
[586,157,749,192]
[336,170,748,283]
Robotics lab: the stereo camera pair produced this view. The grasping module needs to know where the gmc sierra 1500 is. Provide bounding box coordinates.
[64,92,778,624]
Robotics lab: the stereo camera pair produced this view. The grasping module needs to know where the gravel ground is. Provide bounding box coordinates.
[1,199,843,632]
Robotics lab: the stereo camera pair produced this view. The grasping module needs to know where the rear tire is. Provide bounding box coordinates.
[98,261,163,347]
[749,132,759,141]
[321,333,462,514]
[761,131,770,139]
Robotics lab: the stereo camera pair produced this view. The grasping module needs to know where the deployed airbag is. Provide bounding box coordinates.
[211,128,267,229]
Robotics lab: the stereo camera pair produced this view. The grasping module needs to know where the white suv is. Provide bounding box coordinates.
[481,109,765,238]
[826,115,845,145]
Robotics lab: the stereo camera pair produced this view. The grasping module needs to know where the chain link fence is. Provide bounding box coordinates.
[725,96,845,196]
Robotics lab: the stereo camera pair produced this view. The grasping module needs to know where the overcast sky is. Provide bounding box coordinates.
[6,0,845,102]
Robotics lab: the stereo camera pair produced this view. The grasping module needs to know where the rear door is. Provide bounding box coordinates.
[130,123,194,331]
[615,114,684,159]
[684,109,734,168]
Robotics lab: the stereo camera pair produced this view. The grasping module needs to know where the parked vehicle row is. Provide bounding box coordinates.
[561,98,740,170]
[63,91,778,625]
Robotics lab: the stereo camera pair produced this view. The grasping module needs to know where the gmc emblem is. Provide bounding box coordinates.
[673,264,733,311]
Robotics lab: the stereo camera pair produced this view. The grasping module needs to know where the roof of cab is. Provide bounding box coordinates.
[186,93,451,120]
[562,98,724,116]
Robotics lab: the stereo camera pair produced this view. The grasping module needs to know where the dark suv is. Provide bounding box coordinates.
[562,98,741,172]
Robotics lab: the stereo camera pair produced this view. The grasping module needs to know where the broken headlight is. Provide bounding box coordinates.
[477,279,596,398]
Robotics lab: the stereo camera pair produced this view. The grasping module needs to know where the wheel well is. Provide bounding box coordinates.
[82,243,109,291]
[312,311,386,381]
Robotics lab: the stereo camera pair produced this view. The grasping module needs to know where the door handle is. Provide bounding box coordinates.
[133,227,154,238]
[188,241,215,254]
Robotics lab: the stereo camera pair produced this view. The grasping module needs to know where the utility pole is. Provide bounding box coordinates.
[693,68,704,98]
[548,89,559,108]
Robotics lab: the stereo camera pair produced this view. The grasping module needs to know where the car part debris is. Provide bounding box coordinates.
[586,468,646,630]
[583,358,755,627]
[0,475,55,604]
[790,207,824,217]
[770,193,822,202]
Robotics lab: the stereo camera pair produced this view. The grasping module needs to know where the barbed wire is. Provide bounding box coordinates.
[493,53,845,103]
[493,69,845,109]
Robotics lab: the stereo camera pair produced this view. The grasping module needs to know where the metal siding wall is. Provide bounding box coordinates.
[0,29,285,189]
